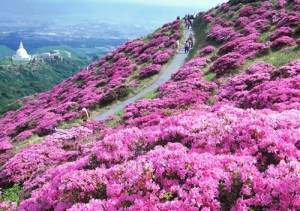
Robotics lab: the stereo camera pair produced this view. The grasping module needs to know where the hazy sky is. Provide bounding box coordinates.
[0,0,227,28]
[104,0,227,8]
[16,0,227,8]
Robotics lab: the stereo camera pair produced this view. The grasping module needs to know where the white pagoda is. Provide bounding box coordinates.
[12,42,31,61]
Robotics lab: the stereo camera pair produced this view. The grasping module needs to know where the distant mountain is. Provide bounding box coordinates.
[0,45,14,59]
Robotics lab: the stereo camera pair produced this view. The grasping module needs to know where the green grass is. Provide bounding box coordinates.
[59,119,82,129]
[137,88,159,100]
[203,72,216,81]
[105,109,125,128]
[1,184,23,204]
[13,135,43,153]
[255,46,300,67]
[259,30,274,43]
[225,45,300,79]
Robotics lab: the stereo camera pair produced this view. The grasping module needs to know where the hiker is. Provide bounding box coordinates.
[184,15,190,29]
[188,15,193,28]
[184,40,190,54]
[186,19,190,29]
[176,40,180,53]
[81,107,90,122]
[52,125,57,134]
[188,34,194,49]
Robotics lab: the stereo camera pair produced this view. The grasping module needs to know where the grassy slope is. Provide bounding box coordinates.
[0,58,90,116]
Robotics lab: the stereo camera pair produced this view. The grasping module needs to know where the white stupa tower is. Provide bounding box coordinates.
[12,42,31,61]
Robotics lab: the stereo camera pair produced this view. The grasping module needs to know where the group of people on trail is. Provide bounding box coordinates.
[184,34,194,54]
[175,15,194,54]
[51,107,90,134]
[184,14,194,29]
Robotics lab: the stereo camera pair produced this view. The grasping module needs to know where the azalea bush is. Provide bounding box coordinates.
[271,36,295,49]
[269,26,292,41]
[199,46,215,57]
[139,64,162,78]
[13,105,300,210]
[217,60,300,111]
[207,25,236,43]
[210,52,245,77]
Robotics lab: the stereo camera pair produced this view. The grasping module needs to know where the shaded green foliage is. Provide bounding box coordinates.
[0,45,14,60]
[1,183,23,204]
[0,58,90,116]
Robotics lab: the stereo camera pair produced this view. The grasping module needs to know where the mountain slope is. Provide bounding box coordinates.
[0,45,14,60]
[1,0,300,210]
[0,58,90,116]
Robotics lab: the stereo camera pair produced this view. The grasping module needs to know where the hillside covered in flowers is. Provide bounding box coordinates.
[1,0,300,210]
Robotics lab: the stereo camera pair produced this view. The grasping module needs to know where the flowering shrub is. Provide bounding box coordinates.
[199,46,215,57]
[210,53,245,77]
[235,17,251,28]
[203,15,213,23]
[241,76,300,110]
[220,3,230,11]
[207,25,236,43]
[139,64,162,78]
[135,53,152,64]
[0,126,93,184]
[272,59,300,78]
[217,60,300,111]
[0,201,17,211]
[239,6,254,17]
[276,13,300,27]
[271,36,295,49]
[152,50,174,64]
[16,105,300,210]
[12,130,33,142]
[249,19,270,32]
[217,62,275,103]
[270,10,287,24]
[218,34,259,55]
[293,4,300,11]
[269,26,292,41]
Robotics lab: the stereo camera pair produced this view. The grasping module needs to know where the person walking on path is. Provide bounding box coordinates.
[188,34,194,49]
[184,40,190,54]
[81,107,90,122]
[176,40,180,53]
